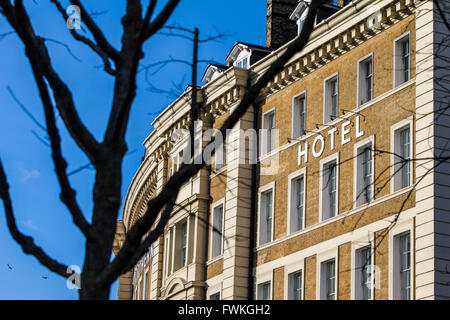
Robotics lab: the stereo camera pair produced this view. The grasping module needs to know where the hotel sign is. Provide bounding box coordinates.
[298,116,365,165]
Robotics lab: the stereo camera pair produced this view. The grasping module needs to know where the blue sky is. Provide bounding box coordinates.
[0,0,266,299]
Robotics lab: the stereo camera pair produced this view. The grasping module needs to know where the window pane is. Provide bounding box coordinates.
[329,163,337,218]
[325,260,336,300]
[399,233,411,300]
[366,60,373,101]
[292,271,302,300]
[296,177,304,231]
[362,146,372,203]
[299,96,306,136]
[212,205,223,258]
[181,222,187,267]
[358,246,372,300]
[260,190,273,244]
[331,79,338,118]
[210,293,220,300]
[402,39,410,82]
[266,191,273,242]
[259,282,271,300]
[400,128,411,188]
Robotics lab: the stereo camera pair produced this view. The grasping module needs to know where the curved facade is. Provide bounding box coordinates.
[114,0,450,300]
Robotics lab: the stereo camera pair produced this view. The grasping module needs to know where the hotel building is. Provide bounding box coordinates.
[113,0,450,300]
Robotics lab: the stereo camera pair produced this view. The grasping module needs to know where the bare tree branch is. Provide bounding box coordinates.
[0,159,71,279]
[50,0,116,75]
[436,0,450,32]
[144,0,181,40]
[69,0,120,62]
[0,0,101,162]
[27,56,96,242]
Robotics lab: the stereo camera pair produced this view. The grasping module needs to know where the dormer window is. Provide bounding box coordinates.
[226,42,272,70]
[290,1,342,36]
[201,64,227,84]
[235,56,249,69]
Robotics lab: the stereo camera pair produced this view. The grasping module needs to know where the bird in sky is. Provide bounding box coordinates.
[42,276,49,280]
[7,264,12,270]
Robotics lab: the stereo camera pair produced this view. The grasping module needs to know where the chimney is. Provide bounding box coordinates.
[266,0,299,49]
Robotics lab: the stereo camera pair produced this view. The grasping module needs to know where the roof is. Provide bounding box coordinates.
[225,41,273,63]
[201,63,228,84]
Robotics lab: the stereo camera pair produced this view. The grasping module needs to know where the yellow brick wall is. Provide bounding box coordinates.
[374,228,390,300]
[273,266,285,300]
[256,16,416,254]
[304,255,316,300]
[338,242,351,300]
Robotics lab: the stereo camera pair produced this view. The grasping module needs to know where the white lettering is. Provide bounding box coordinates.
[356,116,365,138]
[341,121,352,145]
[327,127,338,151]
[298,142,309,165]
[312,135,325,158]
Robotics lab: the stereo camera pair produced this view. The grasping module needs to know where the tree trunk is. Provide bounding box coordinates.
[79,148,124,300]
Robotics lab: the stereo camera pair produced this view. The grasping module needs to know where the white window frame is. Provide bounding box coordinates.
[319,153,340,222]
[164,232,171,279]
[316,248,338,300]
[235,55,250,69]
[353,245,375,300]
[256,270,273,300]
[393,32,411,88]
[143,269,149,300]
[353,135,375,208]
[287,167,307,235]
[257,182,275,247]
[138,278,142,300]
[173,219,188,272]
[284,260,305,300]
[390,117,413,194]
[357,53,374,106]
[323,73,339,124]
[206,277,223,301]
[209,292,221,300]
[389,219,414,300]
[261,108,276,156]
[350,233,377,300]
[214,136,227,172]
[210,199,225,260]
[292,90,307,139]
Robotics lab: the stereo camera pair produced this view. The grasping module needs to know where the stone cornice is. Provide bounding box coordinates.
[253,0,415,96]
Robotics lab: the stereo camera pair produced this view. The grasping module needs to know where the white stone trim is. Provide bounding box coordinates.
[206,273,223,300]
[256,269,273,300]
